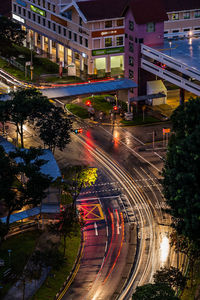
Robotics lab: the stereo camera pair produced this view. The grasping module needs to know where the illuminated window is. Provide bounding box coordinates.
[172,13,179,20]
[105,37,112,47]
[105,21,112,28]
[129,21,134,31]
[183,12,190,19]
[116,36,123,46]
[147,22,155,32]
[129,56,134,66]
[195,10,200,18]
[129,69,134,79]
[117,19,123,27]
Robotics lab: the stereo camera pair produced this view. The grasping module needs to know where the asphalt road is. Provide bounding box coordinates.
[4,117,185,299]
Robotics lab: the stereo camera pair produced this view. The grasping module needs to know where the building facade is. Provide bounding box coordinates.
[163,0,200,35]
[11,0,200,97]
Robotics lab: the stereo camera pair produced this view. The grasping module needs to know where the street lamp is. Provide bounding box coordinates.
[169,41,172,56]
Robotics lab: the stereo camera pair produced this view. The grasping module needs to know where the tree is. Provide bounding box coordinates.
[37,106,72,153]
[49,204,82,256]
[0,220,8,245]
[170,230,200,287]
[132,283,179,300]
[153,266,186,291]
[0,16,26,59]
[61,166,98,207]
[0,146,51,229]
[10,88,52,148]
[162,97,200,244]
[0,100,11,135]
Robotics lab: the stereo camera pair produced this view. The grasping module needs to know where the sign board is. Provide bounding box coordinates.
[67,63,76,76]
[16,0,27,6]
[92,28,124,38]
[12,13,25,23]
[92,47,124,56]
[30,5,46,17]
[163,128,171,134]
[51,14,68,27]
[26,61,31,66]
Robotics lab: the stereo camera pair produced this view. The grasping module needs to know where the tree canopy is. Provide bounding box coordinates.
[0,16,26,58]
[61,165,98,207]
[153,266,186,291]
[36,106,72,153]
[132,283,179,300]
[10,88,52,148]
[49,204,82,256]
[162,97,200,244]
[0,146,51,228]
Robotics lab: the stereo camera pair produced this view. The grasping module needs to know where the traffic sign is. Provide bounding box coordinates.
[163,128,170,134]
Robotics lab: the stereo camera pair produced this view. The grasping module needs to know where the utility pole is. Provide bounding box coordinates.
[30,36,33,80]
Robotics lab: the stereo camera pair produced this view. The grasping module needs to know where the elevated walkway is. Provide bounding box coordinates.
[41,78,137,99]
[141,37,200,96]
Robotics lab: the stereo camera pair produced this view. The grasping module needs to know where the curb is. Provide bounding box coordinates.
[54,230,85,300]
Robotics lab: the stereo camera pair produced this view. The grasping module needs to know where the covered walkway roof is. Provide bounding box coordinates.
[41,78,137,99]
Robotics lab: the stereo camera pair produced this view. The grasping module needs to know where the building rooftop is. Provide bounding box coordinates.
[155,37,200,71]
[41,78,137,98]
[123,0,168,24]
[0,138,61,181]
[163,0,200,12]
[76,0,128,21]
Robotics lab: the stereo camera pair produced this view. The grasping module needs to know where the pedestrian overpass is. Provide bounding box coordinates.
[141,37,200,97]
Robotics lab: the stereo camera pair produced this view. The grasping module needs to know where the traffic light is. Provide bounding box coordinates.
[113,106,118,111]
[74,128,83,134]
[86,100,91,106]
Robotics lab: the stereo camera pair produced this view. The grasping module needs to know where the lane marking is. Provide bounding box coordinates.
[94,222,98,236]
[106,226,109,237]
[105,241,108,253]
[115,209,120,235]
[103,212,125,284]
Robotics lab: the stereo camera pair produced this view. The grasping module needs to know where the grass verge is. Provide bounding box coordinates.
[0,230,41,298]
[66,104,89,119]
[32,231,81,300]
[83,95,113,114]
[0,57,27,81]
[120,115,160,126]
[41,75,83,84]
[181,259,200,300]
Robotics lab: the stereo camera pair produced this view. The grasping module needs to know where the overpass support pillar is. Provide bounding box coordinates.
[179,88,185,105]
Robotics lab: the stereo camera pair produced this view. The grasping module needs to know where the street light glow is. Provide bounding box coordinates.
[160,235,169,265]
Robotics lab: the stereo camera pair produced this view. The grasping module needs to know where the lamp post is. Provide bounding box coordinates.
[30,36,34,81]
[169,41,172,56]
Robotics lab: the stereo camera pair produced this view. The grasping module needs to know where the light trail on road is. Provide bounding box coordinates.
[76,134,155,299]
